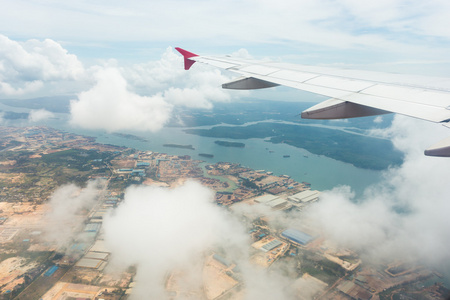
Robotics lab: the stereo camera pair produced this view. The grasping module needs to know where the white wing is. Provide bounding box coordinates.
[176,48,450,156]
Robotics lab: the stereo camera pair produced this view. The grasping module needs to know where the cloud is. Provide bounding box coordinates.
[102,181,248,299]
[43,180,105,249]
[122,47,236,109]
[102,180,316,299]
[305,115,450,269]
[69,67,173,132]
[2,1,450,65]
[28,109,55,122]
[0,34,84,96]
[373,116,383,123]
[69,47,240,131]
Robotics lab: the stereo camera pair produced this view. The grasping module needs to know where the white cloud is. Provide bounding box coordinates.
[69,67,173,132]
[305,115,450,268]
[102,181,248,299]
[373,116,383,123]
[69,47,240,132]
[2,1,450,66]
[122,47,236,109]
[28,109,55,122]
[43,180,105,249]
[0,34,84,96]
[0,80,43,96]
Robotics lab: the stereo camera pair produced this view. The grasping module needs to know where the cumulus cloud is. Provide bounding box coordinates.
[43,180,105,249]
[102,180,316,300]
[305,115,450,269]
[28,109,55,122]
[0,34,84,96]
[69,47,240,131]
[373,115,383,123]
[122,47,237,109]
[102,181,248,299]
[69,67,173,132]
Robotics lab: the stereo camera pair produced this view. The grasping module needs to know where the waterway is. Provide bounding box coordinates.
[0,103,383,195]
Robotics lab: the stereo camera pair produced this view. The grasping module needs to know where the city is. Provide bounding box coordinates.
[0,126,447,299]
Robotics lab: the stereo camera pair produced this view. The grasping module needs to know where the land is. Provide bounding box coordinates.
[0,125,447,300]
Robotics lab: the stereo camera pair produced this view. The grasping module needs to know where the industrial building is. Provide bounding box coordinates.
[288,190,320,203]
[136,161,150,168]
[266,198,289,210]
[261,239,282,252]
[282,228,315,246]
[254,194,291,210]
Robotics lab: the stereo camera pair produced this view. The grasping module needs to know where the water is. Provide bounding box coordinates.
[0,103,383,194]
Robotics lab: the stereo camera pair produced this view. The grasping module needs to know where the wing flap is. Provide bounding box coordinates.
[301,98,390,119]
[222,77,279,90]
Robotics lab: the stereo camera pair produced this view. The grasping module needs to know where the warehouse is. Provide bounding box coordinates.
[261,239,282,252]
[136,161,150,168]
[266,198,290,210]
[288,190,320,203]
[282,228,315,246]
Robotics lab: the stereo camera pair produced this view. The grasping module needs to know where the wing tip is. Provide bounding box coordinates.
[175,47,198,70]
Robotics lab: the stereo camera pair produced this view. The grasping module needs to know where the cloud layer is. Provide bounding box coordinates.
[0,35,236,131]
[2,1,450,67]
[306,116,450,268]
[28,109,55,122]
[69,67,173,132]
[43,180,105,248]
[68,47,237,131]
[102,181,248,299]
[0,35,84,96]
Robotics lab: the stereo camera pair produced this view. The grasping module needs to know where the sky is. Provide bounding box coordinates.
[2,0,450,131]
[4,1,450,298]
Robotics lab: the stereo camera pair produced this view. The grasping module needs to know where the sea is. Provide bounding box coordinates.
[0,102,384,195]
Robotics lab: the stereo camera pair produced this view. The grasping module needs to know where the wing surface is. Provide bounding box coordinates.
[175,48,450,156]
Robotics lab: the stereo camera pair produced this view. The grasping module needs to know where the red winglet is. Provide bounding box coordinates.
[175,47,198,70]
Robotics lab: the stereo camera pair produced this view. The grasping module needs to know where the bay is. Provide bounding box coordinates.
[0,102,383,194]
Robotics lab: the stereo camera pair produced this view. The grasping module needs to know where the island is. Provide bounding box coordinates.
[214,140,245,148]
[113,132,148,142]
[163,143,195,150]
[199,153,214,158]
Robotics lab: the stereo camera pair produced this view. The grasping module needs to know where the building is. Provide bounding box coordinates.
[136,161,150,168]
[261,239,282,252]
[254,194,290,210]
[266,198,289,210]
[288,190,320,203]
[282,228,315,246]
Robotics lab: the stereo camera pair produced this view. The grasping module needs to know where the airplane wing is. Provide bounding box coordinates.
[175,47,450,157]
